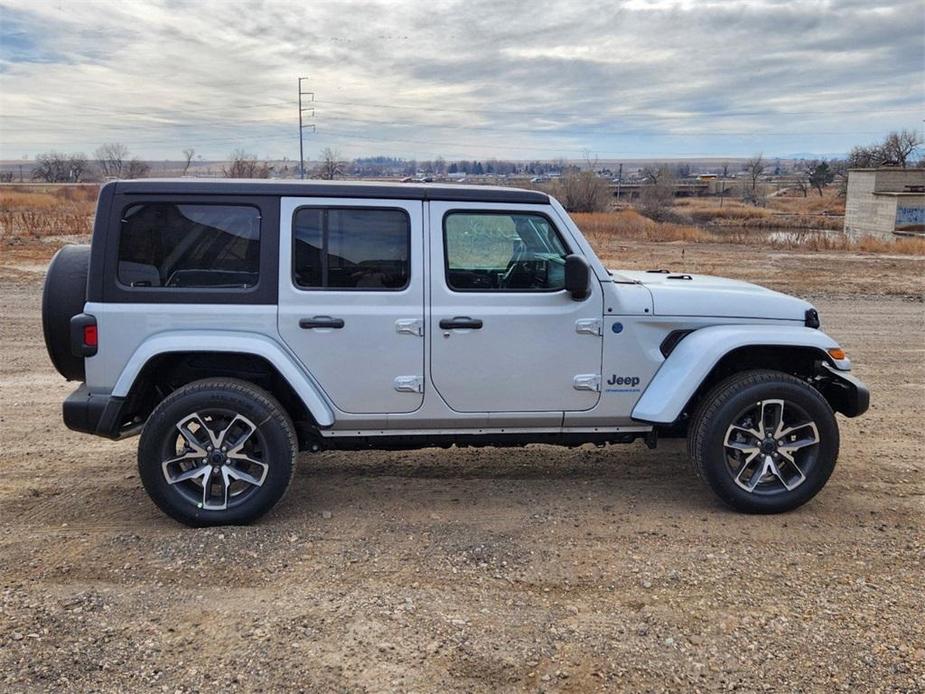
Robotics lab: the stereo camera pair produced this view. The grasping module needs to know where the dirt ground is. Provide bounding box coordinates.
[1,241,923,693]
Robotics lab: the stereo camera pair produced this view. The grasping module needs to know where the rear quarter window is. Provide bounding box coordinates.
[118,203,261,289]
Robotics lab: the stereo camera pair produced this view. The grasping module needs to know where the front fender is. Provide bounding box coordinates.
[111,331,336,427]
[631,324,849,424]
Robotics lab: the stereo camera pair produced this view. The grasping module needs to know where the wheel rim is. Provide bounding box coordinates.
[723,398,820,495]
[160,409,268,511]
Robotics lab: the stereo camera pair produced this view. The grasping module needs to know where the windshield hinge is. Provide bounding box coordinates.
[575,318,602,336]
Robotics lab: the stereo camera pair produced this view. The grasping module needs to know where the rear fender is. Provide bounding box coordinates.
[112,331,335,427]
[632,324,849,424]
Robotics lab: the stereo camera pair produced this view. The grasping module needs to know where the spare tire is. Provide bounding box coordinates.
[43,244,91,381]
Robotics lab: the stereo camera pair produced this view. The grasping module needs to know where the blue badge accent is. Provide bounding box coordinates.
[612,322,624,334]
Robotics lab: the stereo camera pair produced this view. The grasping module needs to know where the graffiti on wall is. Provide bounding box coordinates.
[895,206,925,232]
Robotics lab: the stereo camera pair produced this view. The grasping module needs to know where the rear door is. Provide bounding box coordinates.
[277,197,424,414]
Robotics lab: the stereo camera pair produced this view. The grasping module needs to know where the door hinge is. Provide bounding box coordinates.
[575,318,602,336]
[393,375,423,393]
[573,374,601,392]
[395,318,424,337]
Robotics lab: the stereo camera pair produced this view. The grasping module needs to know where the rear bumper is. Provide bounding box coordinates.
[63,384,139,439]
[819,363,870,418]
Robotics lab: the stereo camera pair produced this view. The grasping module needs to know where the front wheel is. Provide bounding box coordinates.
[688,369,839,513]
[138,379,297,527]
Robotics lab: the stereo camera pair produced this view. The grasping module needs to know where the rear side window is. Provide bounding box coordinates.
[118,203,261,289]
[293,207,410,290]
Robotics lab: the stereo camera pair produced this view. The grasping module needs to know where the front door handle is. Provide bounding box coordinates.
[439,316,483,330]
[299,316,345,329]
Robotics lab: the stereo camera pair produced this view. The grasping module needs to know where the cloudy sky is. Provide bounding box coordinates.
[0,0,922,162]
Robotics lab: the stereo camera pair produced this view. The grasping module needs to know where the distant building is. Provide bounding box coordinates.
[844,168,925,237]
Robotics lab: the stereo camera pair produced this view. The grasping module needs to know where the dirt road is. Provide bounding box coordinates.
[1,244,923,692]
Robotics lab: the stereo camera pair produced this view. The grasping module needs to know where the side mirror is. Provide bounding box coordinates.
[564,254,590,301]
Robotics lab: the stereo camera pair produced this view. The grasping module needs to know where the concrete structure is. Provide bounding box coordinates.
[844,168,925,237]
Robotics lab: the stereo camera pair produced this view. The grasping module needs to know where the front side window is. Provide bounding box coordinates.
[444,212,568,291]
[293,207,410,290]
[118,203,261,288]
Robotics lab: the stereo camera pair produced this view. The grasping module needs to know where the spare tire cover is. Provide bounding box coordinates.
[42,244,91,381]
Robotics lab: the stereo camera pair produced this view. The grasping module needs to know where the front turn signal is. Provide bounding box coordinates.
[828,347,847,361]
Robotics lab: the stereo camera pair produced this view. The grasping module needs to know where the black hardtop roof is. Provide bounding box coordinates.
[111,178,549,204]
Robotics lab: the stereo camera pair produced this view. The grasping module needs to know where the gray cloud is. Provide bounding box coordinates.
[0,0,921,160]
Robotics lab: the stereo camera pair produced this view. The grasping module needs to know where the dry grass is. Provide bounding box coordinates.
[0,185,98,243]
[673,189,845,230]
[573,209,925,257]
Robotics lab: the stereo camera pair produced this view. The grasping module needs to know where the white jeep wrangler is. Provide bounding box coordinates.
[42,179,869,526]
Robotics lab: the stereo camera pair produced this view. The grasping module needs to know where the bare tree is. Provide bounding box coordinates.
[792,160,814,197]
[639,168,676,220]
[742,154,766,205]
[182,148,195,176]
[124,158,150,179]
[551,171,611,213]
[223,149,271,178]
[318,147,345,180]
[95,143,129,178]
[31,152,89,182]
[721,162,730,178]
[847,144,883,168]
[882,129,921,168]
[32,152,71,182]
[69,154,89,182]
[640,166,668,184]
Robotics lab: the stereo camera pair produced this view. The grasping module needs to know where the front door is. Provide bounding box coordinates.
[428,202,603,413]
[278,197,424,414]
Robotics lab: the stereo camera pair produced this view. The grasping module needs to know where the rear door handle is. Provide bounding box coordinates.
[439,316,483,330]
[299,316,345,329]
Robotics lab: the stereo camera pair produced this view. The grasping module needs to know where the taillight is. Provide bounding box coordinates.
[70,313,98,357]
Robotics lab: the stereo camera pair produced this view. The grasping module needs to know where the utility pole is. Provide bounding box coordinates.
[297,77,315,179]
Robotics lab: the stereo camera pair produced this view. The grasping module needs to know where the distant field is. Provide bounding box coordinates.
[0,184,97,243]
[2,184,922,263]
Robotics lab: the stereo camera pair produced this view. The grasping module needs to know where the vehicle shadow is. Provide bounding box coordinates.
[282,439,725,515]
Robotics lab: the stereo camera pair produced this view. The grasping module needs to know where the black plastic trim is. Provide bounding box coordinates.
[87,182,115,303]
[659,329,694,358]
[112,179,549,204]
[818,363,870,418]
[805,308,821,329]
[63,384,134,439]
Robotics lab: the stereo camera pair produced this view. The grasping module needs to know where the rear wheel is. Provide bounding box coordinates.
[688,369,839,513]
[138,379,296,526]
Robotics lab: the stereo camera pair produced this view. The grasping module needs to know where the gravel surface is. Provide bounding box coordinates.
[0,245,923,693]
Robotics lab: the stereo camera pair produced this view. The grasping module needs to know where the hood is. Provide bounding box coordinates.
[609,269,812,321]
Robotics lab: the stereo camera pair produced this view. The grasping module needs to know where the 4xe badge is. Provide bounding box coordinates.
[605,374,641,393]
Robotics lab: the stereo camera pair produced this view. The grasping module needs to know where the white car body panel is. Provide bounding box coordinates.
[106,327,336,426]
[276,197,426,415]
[632,324,848,423]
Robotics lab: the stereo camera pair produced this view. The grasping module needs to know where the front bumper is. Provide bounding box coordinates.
[63,384,139,439]
[819,363,870,418]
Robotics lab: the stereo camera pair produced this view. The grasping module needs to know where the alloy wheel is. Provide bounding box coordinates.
[160,410,268,510]
[723,399,820,495]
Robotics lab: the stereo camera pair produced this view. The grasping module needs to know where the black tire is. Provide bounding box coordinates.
[42,244,90,381]
[688,369,839,514]
[138,378,297,527]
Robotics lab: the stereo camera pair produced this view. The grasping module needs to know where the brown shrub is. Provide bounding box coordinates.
[0,185,97,242]
[571,211,925,257]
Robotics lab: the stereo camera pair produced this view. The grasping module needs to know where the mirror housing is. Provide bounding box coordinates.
[564,254,591,301]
